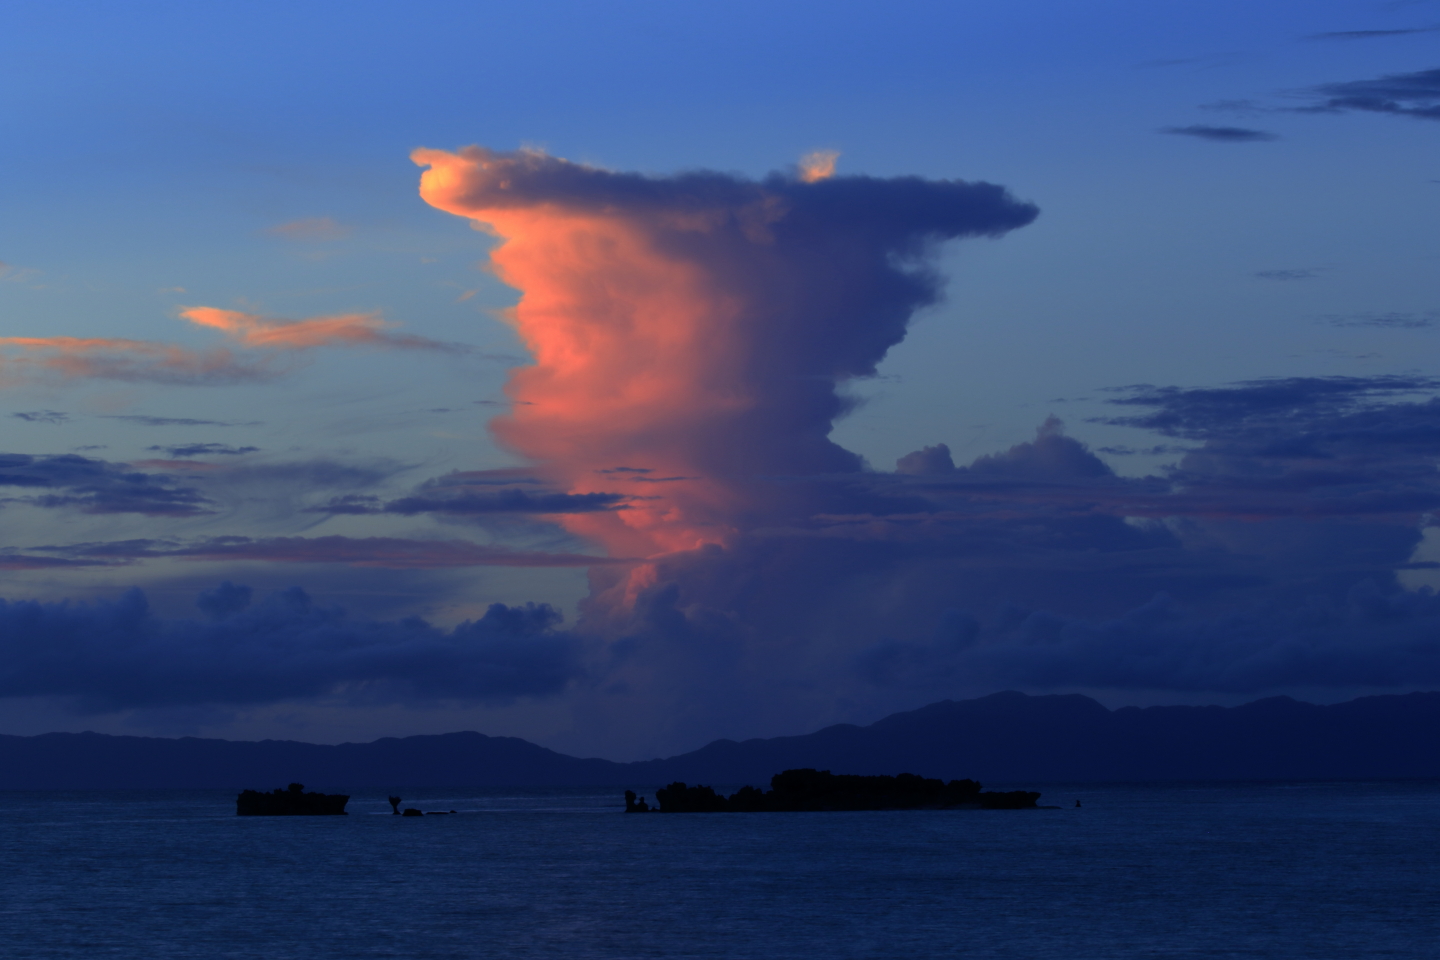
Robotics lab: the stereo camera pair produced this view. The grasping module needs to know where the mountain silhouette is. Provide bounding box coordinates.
[2,691,1438,790]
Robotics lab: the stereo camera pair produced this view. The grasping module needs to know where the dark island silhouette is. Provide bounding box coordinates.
[236,782,349,815]
[6,691,1440,790]
[626,768,1040,812]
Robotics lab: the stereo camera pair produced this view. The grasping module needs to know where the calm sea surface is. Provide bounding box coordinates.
[1,780,1437,958]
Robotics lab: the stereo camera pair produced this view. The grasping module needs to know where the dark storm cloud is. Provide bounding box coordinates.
[0,584,583,710]
[0,453,211,516]
[146,443,260,458]
[1161,125,1278,142]
[1298,67,1440,119]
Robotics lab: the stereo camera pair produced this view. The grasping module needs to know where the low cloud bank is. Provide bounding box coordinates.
[856,582,1440,694]
[0,584,582,710]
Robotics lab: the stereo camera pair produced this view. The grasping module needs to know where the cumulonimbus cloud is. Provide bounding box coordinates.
[413,145,1038,565]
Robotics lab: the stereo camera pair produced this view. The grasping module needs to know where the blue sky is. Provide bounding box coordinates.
[2,0,1438,757]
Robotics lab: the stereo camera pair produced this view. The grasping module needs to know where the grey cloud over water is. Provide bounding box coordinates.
[0,585,582,710]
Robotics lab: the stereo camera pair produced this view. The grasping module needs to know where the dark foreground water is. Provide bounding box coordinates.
[1,781,1437,958]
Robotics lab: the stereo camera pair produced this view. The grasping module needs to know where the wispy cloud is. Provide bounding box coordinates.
[266,216,351,241]
[11,410,69,424]
[309,488,629,516]
[0,453,212,516]
[1328,311,1438,329]
[0,304,470,388]
[145,443,259,458]
[0,261,41,284]
[42,535,633,569]
[103,415,263,427]
[1306,26,1439,40]
[0,552,127,570]
[0,337,279,387]
[179,307,460,352]
[1255,268,1321,281]
[1297,67,1440,120]
[1161,124,1278,142]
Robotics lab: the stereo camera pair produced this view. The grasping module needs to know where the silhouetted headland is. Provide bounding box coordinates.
[9,691,1440,790]
[626,768,1040,812]
[236,782,349,815]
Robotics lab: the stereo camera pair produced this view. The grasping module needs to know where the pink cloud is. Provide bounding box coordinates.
[0,336,277,386]
[797,150,839,183]
[179,307,456,351]
[0,307,463,387]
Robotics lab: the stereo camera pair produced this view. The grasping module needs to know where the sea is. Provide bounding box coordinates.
[2,780,1437,958]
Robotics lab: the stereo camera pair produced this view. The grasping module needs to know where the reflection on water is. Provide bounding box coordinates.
[2,781,1438,958]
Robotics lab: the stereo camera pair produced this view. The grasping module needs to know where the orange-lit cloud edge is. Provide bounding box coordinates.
[0,308,457,387]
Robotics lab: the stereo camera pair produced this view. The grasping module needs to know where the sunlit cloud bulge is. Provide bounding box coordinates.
[797,149,840,183]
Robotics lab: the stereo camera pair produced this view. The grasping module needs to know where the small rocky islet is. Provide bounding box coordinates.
[625,768,1042,812]
[236,783,350,815]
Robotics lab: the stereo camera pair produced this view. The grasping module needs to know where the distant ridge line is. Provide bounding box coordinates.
[3,691,1439,790]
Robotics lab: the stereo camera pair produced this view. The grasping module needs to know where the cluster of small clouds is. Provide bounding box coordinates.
[1161,47,1440,144]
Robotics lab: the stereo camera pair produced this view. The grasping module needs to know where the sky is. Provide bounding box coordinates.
[1,0,1439,759]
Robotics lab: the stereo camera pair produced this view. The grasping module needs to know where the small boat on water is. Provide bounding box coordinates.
[236,783,349,815]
